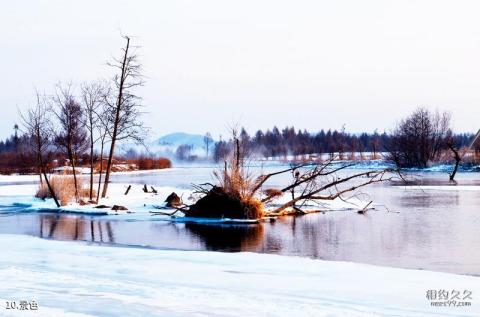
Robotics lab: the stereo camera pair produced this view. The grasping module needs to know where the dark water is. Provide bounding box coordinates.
[1,166,480,276]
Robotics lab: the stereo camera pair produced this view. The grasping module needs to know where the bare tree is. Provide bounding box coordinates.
[81,80,108,200]
[387,107,451,168]
[101,36,145,198]
[20,92,60,207]
[52,83,88,202]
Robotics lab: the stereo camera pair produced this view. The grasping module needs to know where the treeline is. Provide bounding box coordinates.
[0,133,38,174]
[0,134,171,175]
[213,123,474,164]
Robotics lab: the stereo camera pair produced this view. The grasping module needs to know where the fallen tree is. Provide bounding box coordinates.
[182,130,397,220]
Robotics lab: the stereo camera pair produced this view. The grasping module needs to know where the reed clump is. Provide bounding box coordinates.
[36,175,95,206]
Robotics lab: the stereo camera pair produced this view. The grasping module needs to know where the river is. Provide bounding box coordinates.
[0,165,479,276]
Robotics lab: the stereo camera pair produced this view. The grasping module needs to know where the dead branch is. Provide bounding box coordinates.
[249,163,311,196]
[149,209,181,216]
[269,169,395,214]
[191,183,214,194]
[357,201,373,214]
[261,161,356,203]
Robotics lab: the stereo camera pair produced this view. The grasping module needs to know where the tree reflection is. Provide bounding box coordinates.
[39,214,115,243]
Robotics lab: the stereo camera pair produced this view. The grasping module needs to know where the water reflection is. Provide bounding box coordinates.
[184,223,264,251]
[39,214,115,243]
[398,190,460,209]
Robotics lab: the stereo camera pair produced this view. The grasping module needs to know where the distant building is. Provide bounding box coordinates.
[470,130,480,163]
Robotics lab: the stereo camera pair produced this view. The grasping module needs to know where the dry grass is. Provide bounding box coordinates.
[242,197,264,219]
[35,175,96,206]
[213,151,256,201]
[207,148,265,219]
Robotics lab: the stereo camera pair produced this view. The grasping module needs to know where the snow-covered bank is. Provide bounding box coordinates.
[0,183,190,219]
[0,180,366,221]
[0,234,478,317]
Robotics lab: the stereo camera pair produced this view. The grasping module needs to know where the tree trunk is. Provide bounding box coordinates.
[97,139,105,203]
[101,137,116,198]
[235,138,240,169]
[38,165,43,185]
[68,147,79,202]
[35,131,59,207]
[39,156,60,208]
[37,152,44,185]
[448,144,461,181]
[42,172,60,207]
[89,131,94,200]
[101,37,130,198]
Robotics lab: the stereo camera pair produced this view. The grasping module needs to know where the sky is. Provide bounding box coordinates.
[1,0,479,140]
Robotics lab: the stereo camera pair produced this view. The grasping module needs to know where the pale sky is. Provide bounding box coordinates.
[1,0,479,140]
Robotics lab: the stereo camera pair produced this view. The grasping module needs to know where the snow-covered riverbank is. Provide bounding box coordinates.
[0,178,367,221]
[0,183,188,222]
[0,234,478,317]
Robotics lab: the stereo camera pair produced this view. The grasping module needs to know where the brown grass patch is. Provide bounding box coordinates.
[35,175,96,206]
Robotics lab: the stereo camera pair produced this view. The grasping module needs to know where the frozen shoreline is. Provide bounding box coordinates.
[0,179,366,220]
[0,234,478,317]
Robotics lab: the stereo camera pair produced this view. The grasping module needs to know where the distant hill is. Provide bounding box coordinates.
[148,132,214,157]
[156,132,207,148]
[118,132,215,158]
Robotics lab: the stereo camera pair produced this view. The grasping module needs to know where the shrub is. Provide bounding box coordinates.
[134,156,172,170]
